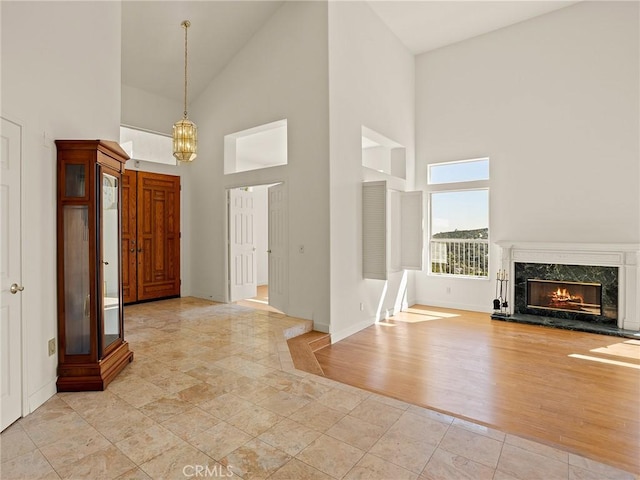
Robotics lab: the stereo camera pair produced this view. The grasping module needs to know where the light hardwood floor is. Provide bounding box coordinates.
[314,305,640,474]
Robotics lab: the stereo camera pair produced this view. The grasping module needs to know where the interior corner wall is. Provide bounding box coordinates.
[120,84,192,297]
[414,1,640,312]
[121,84,183,136]
[189,1,331,329]
[1,1,122,413]
[328,1,415,342]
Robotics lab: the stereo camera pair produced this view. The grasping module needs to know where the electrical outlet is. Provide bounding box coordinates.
[446,287,452,294]
[48,338,56,356]
[359,302,364,311]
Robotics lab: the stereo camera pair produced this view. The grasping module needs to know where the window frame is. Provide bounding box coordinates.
[427,159,490,279]
[428,157,489,185]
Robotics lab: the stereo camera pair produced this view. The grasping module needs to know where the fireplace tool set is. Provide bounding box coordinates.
[493,269,509,315]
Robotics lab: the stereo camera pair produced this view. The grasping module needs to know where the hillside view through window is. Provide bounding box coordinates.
[428,159,489,277]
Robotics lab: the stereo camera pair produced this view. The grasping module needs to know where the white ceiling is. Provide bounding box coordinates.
[368,1,578,55]
[122,1,577,103]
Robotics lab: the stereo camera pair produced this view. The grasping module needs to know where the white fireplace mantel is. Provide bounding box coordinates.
[496,241,640,331]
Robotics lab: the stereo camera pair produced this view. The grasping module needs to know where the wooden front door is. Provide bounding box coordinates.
[122,170,180,303]
[122,170,137,304]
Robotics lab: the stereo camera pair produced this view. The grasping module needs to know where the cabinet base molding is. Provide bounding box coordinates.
[56,342,134,392]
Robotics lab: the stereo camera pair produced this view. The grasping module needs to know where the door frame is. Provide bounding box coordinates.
[224,181,287,310]
[1,114,28,427]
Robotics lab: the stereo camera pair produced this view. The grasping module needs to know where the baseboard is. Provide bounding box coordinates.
[28,379,57,415]
[375,310,388,322]
[331,318,376,344]
[313,322,330,333]
[190,291,225,303]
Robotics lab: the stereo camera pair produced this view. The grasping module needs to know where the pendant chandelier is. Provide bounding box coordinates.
[173,20,197,163]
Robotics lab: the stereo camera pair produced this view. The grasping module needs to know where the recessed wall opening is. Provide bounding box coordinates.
[224,119,288,174]
[361,126,406,179]
[120,125,176,166]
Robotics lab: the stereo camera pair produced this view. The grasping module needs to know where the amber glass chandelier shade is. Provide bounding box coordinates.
[173,118,197,163]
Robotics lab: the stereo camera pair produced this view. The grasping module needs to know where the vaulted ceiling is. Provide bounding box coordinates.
[122,1,577,103]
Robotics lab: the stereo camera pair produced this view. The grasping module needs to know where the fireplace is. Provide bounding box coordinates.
[527,279,602,316]
[493,242,640,336]
[515,262,617,324]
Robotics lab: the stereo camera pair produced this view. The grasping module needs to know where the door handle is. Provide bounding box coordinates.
[130,248,135,253]
[267,249,272,253]
[10,283,24,294]
[137,248,143,253]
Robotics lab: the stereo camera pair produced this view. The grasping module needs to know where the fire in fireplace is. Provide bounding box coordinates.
[527,279,602,316]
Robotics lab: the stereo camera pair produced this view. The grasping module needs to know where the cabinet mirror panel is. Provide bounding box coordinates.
[102,172,121,349]
[63,205,91,354]
[65,164,86,197]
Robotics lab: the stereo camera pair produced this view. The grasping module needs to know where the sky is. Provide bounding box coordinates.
[429,159,489,235]
[431,189,489,235]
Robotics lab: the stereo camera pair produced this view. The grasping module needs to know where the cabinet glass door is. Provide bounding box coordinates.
[101,172,121,350]
[63,205,91,354]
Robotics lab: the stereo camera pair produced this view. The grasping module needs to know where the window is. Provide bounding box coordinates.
[429,157,489,184]
[428,158,489,278]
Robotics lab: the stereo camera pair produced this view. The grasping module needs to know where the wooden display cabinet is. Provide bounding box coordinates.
[55,140,133,391]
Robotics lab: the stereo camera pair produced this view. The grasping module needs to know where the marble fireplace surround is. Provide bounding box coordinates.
[496,242,640,332]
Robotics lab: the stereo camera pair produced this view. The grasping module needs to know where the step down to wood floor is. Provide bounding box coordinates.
[308,334,331,352]
[286,331,331,376]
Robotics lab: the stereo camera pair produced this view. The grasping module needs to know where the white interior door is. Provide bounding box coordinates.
[1,117,23,431]
[268,183,288,312]
[229,188,257,302]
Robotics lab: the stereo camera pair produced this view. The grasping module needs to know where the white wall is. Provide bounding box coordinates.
[120,84,193,297]
[189,2,331,329]
[1,1,122,412]
[121,84,182,136]
[328,1,415,342]
[414,1,640,312]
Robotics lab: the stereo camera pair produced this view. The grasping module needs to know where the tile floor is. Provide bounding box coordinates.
[1,298,637,480]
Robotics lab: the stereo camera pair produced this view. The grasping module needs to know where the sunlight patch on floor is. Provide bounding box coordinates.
[569,353,640,370]
[405,308,460,318]
[387,308,461,324]
[590,342,640,362]
[244,298,269,305]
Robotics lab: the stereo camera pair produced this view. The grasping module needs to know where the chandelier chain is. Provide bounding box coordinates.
[182,20,189,118]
